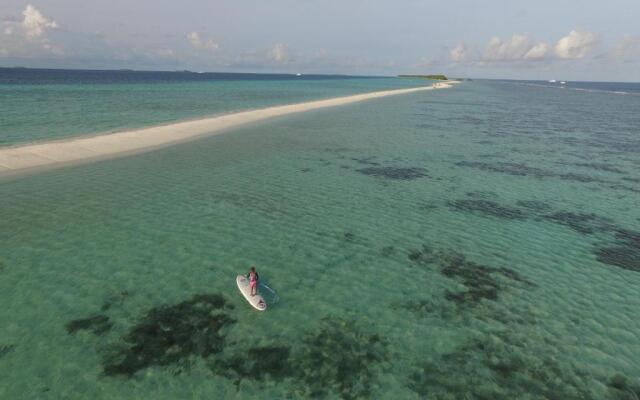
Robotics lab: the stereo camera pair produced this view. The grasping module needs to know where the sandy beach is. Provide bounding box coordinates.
[0,81,458,178]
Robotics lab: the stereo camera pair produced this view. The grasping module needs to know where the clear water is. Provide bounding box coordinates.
[1,79,640,399]
[0,68,423,146]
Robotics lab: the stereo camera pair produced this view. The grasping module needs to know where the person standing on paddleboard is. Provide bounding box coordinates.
[247,266,259,296]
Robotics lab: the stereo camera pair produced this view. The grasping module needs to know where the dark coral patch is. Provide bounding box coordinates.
[101,290,131,311]
[542,212,613,235]
[616,229,640,247]
[516,200,551,212]
[407,244,437,265]
[456,160,551,177]
[595,229,640,272]
[322,147,352,154]
[66,315,113,336]
[399,298,458,320]
[245,346,291,380]
[408,250,422,262]
[298,318,388,400]
[440,253,501,304]
[537,211,640,272]
[102,294,235,377]
[210,346,292,385]
[0,344,15,359]
[621,177,640,184]
[572,162,625,174]
[465,191,496,198]
[381,246,396,257]
[409,332,599,400]
[557,172,600,183]
[456,161,600,183]
[407,248,532,306]
[448,199,527,220]
[611,184,640,194]
[401,299,437,314]
[495,267,531,284]
[357,167,428,180]
[608,374,640,399]
[209,318,387,399]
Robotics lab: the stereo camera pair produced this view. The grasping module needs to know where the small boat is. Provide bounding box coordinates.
[296,73,302,76]
[549,79,557,83]
[560,81,567,85]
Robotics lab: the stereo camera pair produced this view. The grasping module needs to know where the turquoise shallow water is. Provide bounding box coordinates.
[0,73,423,146]
[1,80,640,399]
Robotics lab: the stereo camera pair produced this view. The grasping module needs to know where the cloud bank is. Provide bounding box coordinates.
[22,4,57,39]
[186,31,218,51]
[483,34,550,61]
[613,35,640,61]
[451,30,599,64]
[267,43,289,63]
[450,43,468,62]
[554,30,597,59]
[0,3,637,79]
[1,4,61,57]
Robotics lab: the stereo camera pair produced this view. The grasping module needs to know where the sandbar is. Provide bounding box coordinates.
[0,81,459,179]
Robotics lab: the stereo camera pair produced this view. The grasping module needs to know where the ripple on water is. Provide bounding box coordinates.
[2,80,640,399]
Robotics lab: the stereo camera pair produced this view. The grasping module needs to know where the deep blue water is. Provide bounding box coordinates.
[0,67,378,85]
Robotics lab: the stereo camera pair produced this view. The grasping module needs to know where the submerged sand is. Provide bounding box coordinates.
[0,81,459,178]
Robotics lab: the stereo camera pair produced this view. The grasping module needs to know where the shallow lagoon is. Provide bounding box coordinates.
[1,81,639,399]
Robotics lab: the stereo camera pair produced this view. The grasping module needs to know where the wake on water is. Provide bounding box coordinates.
[259,282,280,305]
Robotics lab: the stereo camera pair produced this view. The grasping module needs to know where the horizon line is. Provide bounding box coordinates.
[1,66,639,83]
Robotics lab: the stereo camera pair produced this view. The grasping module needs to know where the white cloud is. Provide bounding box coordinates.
[484,35,528,60]
[471,30,598,63]
[524,42,549,59]
[186,31,218,51]
[22,4,57,39]
[483,34,549,62]
[554,30,597,59]
[450,43,468,62]
[0,5,61,57]
[267,43,289,63]
[613,35,640,61]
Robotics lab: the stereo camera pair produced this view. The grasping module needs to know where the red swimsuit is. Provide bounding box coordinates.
[249,271,257,289]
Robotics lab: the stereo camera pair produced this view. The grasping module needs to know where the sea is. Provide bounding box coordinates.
[1,68,639,399]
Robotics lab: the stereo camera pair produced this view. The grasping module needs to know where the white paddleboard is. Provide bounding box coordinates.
[236,275,267,311]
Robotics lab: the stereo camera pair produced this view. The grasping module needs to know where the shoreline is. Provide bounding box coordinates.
[0,81,459,179]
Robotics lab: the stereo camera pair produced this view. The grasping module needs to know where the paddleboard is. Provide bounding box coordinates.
[236,275,267,311]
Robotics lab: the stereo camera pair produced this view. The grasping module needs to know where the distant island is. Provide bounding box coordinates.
[398,74,448,80]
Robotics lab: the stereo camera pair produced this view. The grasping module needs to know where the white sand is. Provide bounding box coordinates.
[0,81,459,178]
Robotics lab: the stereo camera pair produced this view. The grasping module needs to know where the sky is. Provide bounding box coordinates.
[1,0,639,81]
